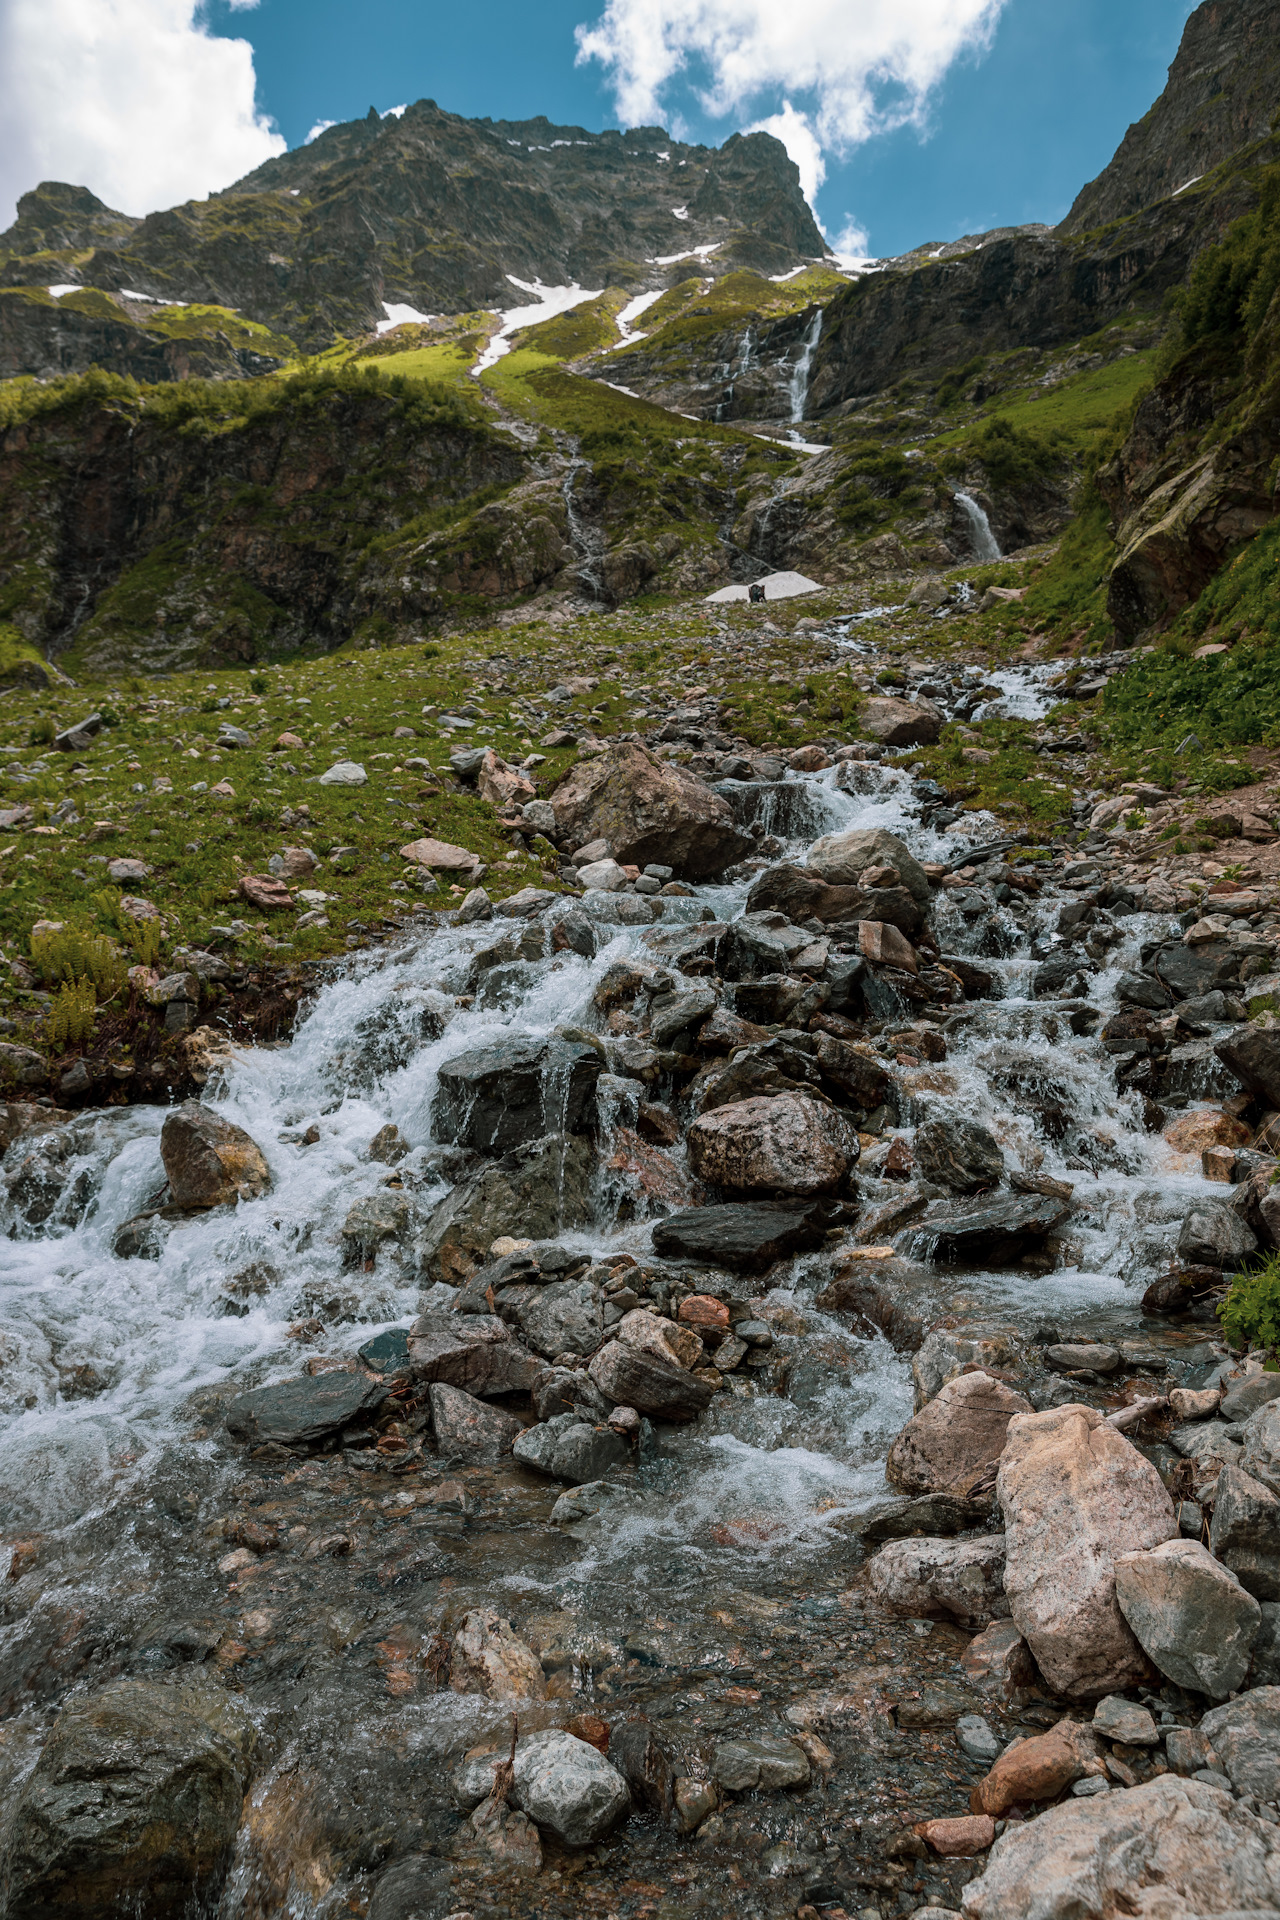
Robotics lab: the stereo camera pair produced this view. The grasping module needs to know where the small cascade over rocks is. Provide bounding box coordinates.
[1,667,1276,1919]
[788,308,823,423]
[956,489,1002,561]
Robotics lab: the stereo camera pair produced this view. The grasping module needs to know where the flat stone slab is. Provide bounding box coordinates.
[225,1372,388,1447]
[651,1201,830,1271]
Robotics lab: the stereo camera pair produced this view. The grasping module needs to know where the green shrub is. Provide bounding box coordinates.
[1179,163,1280,354]
[29,925,125,998]
[1219,1252,1280,1353]
[28,716,55,745]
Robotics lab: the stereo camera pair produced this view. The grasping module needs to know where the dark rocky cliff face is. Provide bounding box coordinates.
[1061,0,1280,236]
[0,105,826,350]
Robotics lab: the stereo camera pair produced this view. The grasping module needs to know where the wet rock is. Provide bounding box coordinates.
[608,1717,674,1814]
[913,1192,1071,1265]
[816,1262,925,1351]
[1176,1199,1257,1268]
[1215,1026,1280,1107]
[512,1729,630,1844]
[549,1479,624,1527]
[407,1313,540,1395]
[713,1735,810,1792]
[955,1716,1002,1764]
[1221,1368,1280,1423]
[450,1608,547,1701]
[0,1100,70,1155]
[417,1132,594,1283]
[912,1325,1020,1407]
[1198,1687,1280,1800]
[969,1718,1102,1817]
[339,1190,417,1265]
[588,1317,714,1420]
[160,1100,271,1209]
[687,1091,857,1196]
[429,1381,524,1460]
[962,1774,1280,1919]
[530,1365,612,1424]
[432,1035,600,1154]
[805,826,931,908]
[651,1200,831,1269]
[959,1620,1038,1702]
[860,1492,998,1545]
[367,1123,409,1165]
[463,1794,543,1876]
[648,986,717,1046]
[549,744,751,879]
[1209,1462,1280,1599]
[505,1278,603,1359]
[0,1672,253,1920]
[1045,1342,1120,1373]
[913,1116,1004,1195]
[512,1412,628,1483]
[1249,1602,1280,1685]
[998,1404,1179,1700]
[1091,1695,1159,1746]
[1114,1537,1260,1695]
[1148,938,1240,1001]
[887,1372,1033,1497]
[746,862,923,935]
[550,910,596,958]
[225,1371,388,1448]
[868,1533,1009,1628]
[366,1852,459,1919]
[812,1032,890,1107]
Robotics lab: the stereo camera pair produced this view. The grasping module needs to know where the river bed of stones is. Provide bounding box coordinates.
[3,657,1280,1920]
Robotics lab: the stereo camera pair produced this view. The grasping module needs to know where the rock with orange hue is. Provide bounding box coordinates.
[399,835,482,875]
[997,1404,1178,1700]
[450,1608,547,1702]
[239,873,293,912]
[858,919,918,972]
[919,1813,995,1857]
[969,1718,1102,1817]
[605,1127,697,1210]
[677,1295,731,1334]
[477,749,536,810]
[275,731,305,749]
[687,1090,857,1196]
[788,745,831,772]
[277,845,318,878]
[960,1619,1038,1701]
[548,743,752,879]
[161,1100,270,1209]
[1163,1106,1252,1156]
[887,1371,1032,1497]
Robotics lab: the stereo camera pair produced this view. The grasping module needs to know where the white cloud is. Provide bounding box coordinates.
[305,119,337,144]
[0,0,285,229]
[576,0,1006,193]
[747,100,824,202]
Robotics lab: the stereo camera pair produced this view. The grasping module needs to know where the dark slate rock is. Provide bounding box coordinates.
[1116,971,1174,1011]
[226,1372,388,1447]
[431,1034,601,1153]
[1033,951,1086,996]
[909,1192,1072,1265]
[913,1115,1004,1194]
[1146,939,1240,1001]
[652,1201,830,1270]
[745,863,923,935]
[858,1493,996,1544]
[357,1327,412,1372]
[1216,1027,1280,1108]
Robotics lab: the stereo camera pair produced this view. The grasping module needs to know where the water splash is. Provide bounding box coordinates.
[955,490,1001,561]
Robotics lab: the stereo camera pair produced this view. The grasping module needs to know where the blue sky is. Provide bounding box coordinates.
[209,0,1196,256]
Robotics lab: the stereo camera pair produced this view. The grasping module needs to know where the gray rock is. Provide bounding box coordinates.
[1176,1200,1257,1268]
[866,1533,1009,1628]
[1220,1370,1280,1423]
[1241,1400,1280,1496]
[1046,1343,1120,1373]
[805,827,931,908]
[407,1313,541,1395]
[588,1337,714,1421]
[160,1100,270,1210]
[318,759,367,786]
[366,1853,457,1920]
[548,1479,625,1527]
[1091,1695,1159,1747]
[512,1412,629,1484]
[431,1035,600,1154]
[1114,1538,1260,1696]
[53,711,103,751]
[1199,1687,1280,1799]
[1148,938,1240,1002]
[1215,1026,1280,1107]
[913,1115,1005,1194]
[504,1278,603,1358]
[512,1729,630,1844]
[1209,1462,1280,1599]
[912,1192,1071,1265]
[650,1200,830,1270]
[216,724,254,749]
[339,1189,418,1264]
[1248,1601,1280,1686]
[530,1366,612,1424]
[428,1381,523,1462]
[648,986,717,1046]
[225,1371,388,1447]
[0,1673,253,1919]
[416,1132,594,1284]
[608,1718,674,1815]
[712,1735,810,1793]
[955,1714,1001,1764]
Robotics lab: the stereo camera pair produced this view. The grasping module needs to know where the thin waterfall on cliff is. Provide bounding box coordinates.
[955,490,1002,561]
[788,310,823,423]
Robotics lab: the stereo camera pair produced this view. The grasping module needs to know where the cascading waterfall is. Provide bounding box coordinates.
[560,457,608,599]
[955,488,1002,560]
[788,308,823,423]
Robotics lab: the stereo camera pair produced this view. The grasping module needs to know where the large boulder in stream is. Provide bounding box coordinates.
[1,1673,254,1919]
[407,1313,542,1394]
[686,1091,857,1196]
[651,1200,831,1270]
[1216,1025,1280,1108]
[225,1370,389,1448]
[912,1192,1071,1265]
[160,1100,270,1208]
[913,1116,1005,1194]
[431,1035,601,1154]
[804,827,931,908]
[548,744,752,878]
[416,1132,594,1284]
[887,1371,1032,1497]
[746,863,924,935]
[997,1404,1178,1700]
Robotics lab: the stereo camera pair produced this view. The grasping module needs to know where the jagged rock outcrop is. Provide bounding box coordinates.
[1061,0,1280,234]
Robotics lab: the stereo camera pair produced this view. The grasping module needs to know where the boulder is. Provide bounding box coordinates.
[857,920,918,971]
[339,1190,417,1264]
[712,1736,810,1793]
[1215,1026,1280,1108]
[650,1200,830,1270]
[912,1325,1020,1408]
[1147,938,1240,1001]
[1176,1200,1256,1269]
[450,1609,547,1701]
[913,1116,1005,1195]
[686,1091,857,1196]
[512,1412,629,1484]
[997,1404,1178,1700]
[812,1033,890,1107]
[914,1192,1071,1265]
[1091,1695,1159,1746]
[1199,1687,1280,1800]
[512,1729,630,1845]
[1220,1369,1280,1423]
[961,1774,1280,1919]
[805,827,931,908]
[407,1313,541,1395]
[432,1035,600,1154]
[0,1673,254,1920]
[159,1101,270,1209]
[1209,1462,1280,1599]
[225,1372,388,1448]
[1242,1399,1280,1494]
[887,1372,1033,1498]
[608,1718,674,1815]
[416,1133,594,1284]
[505,1279,603,1359]
[428,1382,523,1462]
[968,1718,1102,1817]
[959,1620,1038,1702]
[589,1316,714,1420]
[399,835,483,876]
[548,744,751,879]
[319,760,367,786]
[866,1534,1010,1628]
[859,696,944,747]
[648,986,717,1047]
[1113,1537,1260,1696]
[746,862,923,935]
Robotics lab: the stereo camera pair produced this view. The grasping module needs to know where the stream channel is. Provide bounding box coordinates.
[0,657,1243,1920]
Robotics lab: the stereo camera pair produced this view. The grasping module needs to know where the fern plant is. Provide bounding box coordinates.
[30,925,125,999]
[46,978,98,1049]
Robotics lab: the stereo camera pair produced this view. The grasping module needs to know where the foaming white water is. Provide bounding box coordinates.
[974,664,1059,722]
